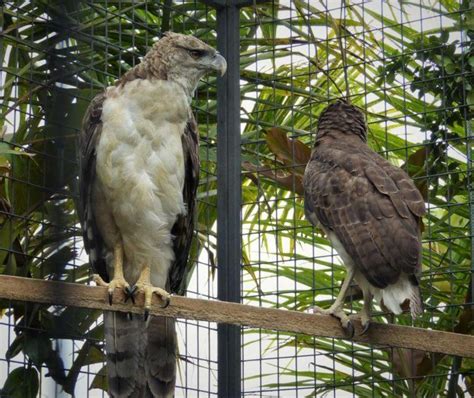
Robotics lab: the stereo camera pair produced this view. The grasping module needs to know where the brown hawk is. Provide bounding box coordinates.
[78,32,226,397]
[303,101,425,336]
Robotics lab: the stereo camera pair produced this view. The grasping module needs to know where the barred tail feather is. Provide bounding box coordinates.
[104,313,177,398]
[104,311,147,398]
[146,316,177,398]
[409,285,424,319]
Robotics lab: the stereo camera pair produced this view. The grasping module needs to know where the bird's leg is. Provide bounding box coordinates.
[130,264,171,321]
[93,244,130,305]
[357,287,372,335]
[312,268,355,337]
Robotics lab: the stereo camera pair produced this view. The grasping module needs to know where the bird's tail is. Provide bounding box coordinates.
[379,274,424,319]
[145,315,177,398]
[408,285,424,319]
[104,312,177,398]
[104,311,147,398]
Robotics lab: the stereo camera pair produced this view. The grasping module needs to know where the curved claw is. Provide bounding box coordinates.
[159,295,171,309]
[95,274,130,305]
[143,297,168,320]
[360,321,370,335]
[344,320,355,338]
[124,285,137,304]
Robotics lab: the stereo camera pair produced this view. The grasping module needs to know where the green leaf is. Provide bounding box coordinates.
[440,30,450,43]
[0,142,34,159]
[23,333,54,368]
[64,341,104,394]
[5,335,24,360]
[1,367,39,398]
[89,365,108,392]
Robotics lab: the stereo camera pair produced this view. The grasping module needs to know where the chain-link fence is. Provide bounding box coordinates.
[1,0,472,397]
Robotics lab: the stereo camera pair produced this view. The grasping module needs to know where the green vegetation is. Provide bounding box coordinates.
[0,0,472,396]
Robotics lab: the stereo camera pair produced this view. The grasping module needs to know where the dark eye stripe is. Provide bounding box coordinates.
[188,49,207,57]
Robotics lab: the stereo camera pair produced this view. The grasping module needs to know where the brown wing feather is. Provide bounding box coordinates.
[78,92,108,281]
[168,116,200,295]
[304,143,425,289]
[376,158,426,217]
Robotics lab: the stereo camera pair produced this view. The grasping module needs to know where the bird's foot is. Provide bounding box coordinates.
[129,283,171,321]
[354,310,371,335]
[93,274,130,305]
[312,305,354,338]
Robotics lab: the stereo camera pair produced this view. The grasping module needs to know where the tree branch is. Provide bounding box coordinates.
[0,275,472,358]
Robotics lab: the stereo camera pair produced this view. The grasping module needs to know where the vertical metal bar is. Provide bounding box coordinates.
[464,24,474,343]
[216,3,241,398]
[448,13,472,397]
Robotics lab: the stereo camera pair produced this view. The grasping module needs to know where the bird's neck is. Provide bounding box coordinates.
[168,70,205,100]
[118,57,203,101]
[315,130,366,147]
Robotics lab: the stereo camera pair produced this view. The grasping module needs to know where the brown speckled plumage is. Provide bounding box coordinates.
[304,101,425,323]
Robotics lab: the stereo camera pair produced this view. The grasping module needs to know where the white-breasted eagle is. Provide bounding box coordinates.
[303,101,425,336]
[78,32,226,397]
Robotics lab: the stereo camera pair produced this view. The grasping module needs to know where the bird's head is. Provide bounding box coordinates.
[316,100,368,143]
[144,32,227,97]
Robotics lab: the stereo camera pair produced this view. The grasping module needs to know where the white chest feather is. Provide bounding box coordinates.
[96,79,190,285]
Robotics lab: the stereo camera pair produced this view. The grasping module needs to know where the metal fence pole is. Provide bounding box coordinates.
[216,4,242,397]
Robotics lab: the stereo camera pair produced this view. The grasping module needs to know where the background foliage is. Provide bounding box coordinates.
[0,0,472,397]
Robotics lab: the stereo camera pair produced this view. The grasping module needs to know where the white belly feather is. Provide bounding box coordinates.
[96,79,190,287]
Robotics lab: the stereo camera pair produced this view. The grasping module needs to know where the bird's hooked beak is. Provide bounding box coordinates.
[209,52,227,76]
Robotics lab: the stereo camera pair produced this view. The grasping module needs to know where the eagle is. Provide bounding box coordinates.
[303,101,425,336]
[78,32,226,397]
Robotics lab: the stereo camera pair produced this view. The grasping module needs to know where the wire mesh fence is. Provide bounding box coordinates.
[1,1,220,396]
[1,0,473,397]
[239,1,473,396]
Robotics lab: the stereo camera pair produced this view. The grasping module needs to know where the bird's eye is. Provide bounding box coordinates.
[188,49,205,58]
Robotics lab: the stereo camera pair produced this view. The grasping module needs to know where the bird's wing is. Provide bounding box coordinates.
[303,144,424,289]
[168,115,200,295]
[373,153,426,218]
[78,92,108,281]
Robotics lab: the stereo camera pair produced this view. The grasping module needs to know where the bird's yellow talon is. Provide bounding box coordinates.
[93,274,130,305]
[93,274,108,287]
[133,283,171,314]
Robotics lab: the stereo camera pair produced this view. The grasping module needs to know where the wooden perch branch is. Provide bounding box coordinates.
[0,275,472,358]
